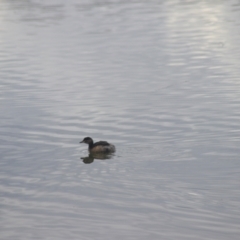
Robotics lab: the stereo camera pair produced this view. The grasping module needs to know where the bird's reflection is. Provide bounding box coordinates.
[81,153,114,164]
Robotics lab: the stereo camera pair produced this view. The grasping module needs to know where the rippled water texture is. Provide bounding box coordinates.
[1,0,240,239]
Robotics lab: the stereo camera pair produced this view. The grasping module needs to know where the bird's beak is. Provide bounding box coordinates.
[80,140,84,143]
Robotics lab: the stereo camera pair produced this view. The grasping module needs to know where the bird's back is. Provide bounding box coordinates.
[90,141,115,153]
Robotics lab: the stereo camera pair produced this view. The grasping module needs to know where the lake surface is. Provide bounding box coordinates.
[1,0,240,239]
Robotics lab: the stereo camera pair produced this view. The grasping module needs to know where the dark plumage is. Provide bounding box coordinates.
[80,137,116,153]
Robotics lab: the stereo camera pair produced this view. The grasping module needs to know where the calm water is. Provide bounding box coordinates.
[1,0,240,239]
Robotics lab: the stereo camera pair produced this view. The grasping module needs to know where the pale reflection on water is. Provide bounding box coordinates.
[0,0,240,239]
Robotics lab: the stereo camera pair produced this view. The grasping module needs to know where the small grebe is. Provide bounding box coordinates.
[80,137,116,153]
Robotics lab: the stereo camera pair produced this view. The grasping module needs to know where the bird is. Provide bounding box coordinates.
[80,137,116,153]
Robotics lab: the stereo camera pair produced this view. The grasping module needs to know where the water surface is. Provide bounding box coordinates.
[0,0,240,239]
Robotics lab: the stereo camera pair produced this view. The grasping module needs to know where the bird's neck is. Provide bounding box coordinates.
[88,141,94,149]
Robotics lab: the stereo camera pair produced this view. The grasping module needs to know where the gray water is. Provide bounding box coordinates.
[1,0,240,239]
